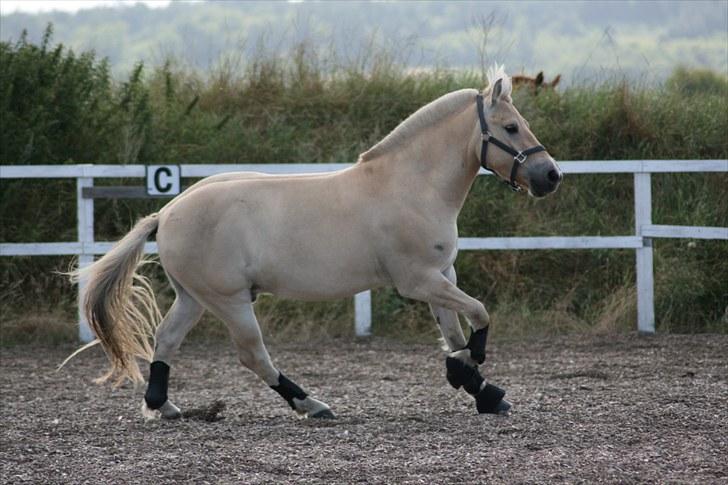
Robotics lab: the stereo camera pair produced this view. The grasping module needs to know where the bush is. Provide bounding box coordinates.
[0,24,155,166]
[666,66,728,97]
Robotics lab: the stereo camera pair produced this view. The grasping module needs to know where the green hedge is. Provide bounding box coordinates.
[2,28,726,342]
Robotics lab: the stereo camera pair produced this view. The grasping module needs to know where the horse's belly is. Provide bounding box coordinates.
[271,280,378,301]
[253,245,386,301]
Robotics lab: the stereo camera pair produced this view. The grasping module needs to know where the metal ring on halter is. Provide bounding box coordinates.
[514,152,527,165]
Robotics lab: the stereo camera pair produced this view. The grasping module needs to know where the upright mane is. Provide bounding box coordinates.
[359,88,478,162]
[487,64,513,99]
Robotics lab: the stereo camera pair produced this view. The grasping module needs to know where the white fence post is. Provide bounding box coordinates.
[77,171,95,342]
[354,290,372,337]
[634,172,655,334]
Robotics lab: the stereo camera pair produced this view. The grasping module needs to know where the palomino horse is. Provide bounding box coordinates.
[73,65,561,420]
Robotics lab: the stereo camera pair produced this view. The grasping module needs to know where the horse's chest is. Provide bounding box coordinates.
[404,219,459,268]
[431,237,458,268]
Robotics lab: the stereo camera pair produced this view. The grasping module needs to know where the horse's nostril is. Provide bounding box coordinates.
[547,169,561,183]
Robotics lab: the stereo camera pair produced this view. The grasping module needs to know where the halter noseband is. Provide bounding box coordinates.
[475,93,546,192]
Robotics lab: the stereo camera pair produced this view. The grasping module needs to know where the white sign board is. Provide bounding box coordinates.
[146,165,181,196]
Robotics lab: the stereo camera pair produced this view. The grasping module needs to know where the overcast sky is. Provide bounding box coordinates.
[0,1,173,15]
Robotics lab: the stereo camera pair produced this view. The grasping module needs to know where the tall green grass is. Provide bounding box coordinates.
[1,27,726,343]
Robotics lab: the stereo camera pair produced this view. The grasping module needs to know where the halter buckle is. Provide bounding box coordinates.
[514,152,527,165]
[481,132,492,141]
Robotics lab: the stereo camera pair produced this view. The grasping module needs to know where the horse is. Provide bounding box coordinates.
[71,65,562,420]
[512,71,561,93]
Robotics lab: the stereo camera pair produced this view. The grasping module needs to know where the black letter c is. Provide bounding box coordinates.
[154,167,173,193]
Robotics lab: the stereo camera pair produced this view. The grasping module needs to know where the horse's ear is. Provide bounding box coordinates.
[551,74,561,87]
[491,78,503,106]
[535,71,544,86]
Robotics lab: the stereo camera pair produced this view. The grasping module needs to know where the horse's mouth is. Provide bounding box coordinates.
[528,182,560,198]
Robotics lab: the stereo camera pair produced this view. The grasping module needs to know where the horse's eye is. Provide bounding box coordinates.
[505,124,518,134]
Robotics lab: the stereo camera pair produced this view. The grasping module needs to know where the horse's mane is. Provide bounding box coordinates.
[359,65,511,162]
[487,64,512,98]
[359,88,478,162]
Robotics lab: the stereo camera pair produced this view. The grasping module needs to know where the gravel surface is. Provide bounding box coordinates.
[1,334,727,484]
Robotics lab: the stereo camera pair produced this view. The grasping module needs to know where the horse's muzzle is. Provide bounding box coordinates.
[527,159,563,197]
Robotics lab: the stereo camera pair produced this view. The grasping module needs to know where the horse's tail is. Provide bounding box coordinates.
[70,213,162,386]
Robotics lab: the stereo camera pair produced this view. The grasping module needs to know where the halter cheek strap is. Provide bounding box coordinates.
[475,93,546,191]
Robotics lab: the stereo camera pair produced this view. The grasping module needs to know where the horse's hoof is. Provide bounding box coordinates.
[476,397,511,416]
[310,408,336,419]
[495,399,512,416]
[160,400,182,420]
[475,383,508,414]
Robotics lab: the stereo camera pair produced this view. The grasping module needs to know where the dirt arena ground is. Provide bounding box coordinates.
[1,333,726,484]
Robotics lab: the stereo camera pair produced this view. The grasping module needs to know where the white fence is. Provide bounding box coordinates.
[2,160,727,341]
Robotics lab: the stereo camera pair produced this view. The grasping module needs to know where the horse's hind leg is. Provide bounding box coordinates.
[210,296,334,419]
[143,280,204,419]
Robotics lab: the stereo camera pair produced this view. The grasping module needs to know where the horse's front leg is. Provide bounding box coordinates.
[429,266,469,352]
[429,267,489,364]
[431,305,509,414]
[400,269,510,415]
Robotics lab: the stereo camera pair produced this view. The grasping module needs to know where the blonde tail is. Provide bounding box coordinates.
[70,213,162,386]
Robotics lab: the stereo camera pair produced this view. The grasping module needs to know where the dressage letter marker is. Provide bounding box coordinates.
[146,165,180,196]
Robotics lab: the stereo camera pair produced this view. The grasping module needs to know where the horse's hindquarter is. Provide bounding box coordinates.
[157,169,386,301]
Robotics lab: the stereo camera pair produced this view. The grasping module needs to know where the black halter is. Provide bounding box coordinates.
[475,93,546,191]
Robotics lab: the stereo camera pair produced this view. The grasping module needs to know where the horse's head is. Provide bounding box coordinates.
[475,66,562,197]
[512,71,562,92]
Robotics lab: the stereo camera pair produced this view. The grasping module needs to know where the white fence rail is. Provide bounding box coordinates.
[2,160,727,341]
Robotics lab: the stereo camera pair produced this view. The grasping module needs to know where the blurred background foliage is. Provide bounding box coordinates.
[1,26,726,344]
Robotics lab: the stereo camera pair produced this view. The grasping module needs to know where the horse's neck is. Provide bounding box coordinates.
[387,103,480,212]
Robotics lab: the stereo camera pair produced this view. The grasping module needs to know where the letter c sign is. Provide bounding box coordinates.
[146,165,181,196]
